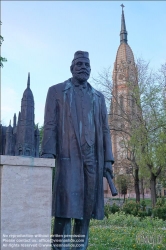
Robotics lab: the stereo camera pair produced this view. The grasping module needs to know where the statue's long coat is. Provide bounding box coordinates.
[41,79,114,220]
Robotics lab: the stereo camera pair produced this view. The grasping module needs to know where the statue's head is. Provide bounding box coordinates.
[70,51,91,82]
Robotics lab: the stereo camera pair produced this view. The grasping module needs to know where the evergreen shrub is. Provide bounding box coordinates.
[153,198,166,220]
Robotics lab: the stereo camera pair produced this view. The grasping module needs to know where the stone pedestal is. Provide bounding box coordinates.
[0,155,55,250]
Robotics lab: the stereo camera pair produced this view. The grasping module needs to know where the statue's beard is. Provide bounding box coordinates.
[73,71,90,82]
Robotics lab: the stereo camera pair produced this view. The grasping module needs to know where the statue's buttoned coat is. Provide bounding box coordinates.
[41,79,114,220]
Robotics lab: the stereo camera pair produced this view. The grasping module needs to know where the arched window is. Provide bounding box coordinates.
[119,74,123,80]
[19,149,22,155]
[119,95,124,114]
[131,96,135,116]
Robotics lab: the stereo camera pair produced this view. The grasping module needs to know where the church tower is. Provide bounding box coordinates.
[106,5,138,197]
[15,73,35,156]
[0,73,39,157]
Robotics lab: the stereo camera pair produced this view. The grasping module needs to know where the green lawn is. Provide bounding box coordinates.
[88,213,166,250]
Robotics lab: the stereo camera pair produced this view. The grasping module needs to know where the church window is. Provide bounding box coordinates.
[121,124,125,129]
[19,150,22,155]
[132,97,135,109]
[131,96,135,116]
[25,150,30,156]
[119,74,123,80]
[119,95,124,114]
[119,140,125,148]
[126,149,131,160]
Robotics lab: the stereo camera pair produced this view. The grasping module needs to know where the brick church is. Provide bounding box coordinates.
[104,5,150,198]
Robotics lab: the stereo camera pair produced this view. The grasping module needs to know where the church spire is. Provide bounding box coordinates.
[13,113,17,127]
[120,4,128,44]
[27,72,30,88]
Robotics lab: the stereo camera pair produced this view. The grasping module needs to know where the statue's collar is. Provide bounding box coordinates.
[63,78,100,97]
[63,79,72,91]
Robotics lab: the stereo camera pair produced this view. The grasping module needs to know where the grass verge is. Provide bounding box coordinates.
[88,212,166,250]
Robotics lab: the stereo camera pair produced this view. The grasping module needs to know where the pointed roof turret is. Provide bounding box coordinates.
[13,113,17,127]
[27,72,30,88]
[120,4,128,44]
[5,120,13,155]
[22,73,34,102]
[6,120,12,133]
[17,112,21,125]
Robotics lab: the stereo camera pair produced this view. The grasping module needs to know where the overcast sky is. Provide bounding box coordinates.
[1,1,166,126]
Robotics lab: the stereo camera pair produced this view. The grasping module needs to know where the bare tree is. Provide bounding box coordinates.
[0,21,7,68]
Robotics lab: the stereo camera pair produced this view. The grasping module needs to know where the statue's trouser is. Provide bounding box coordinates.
[52,217,90,250]
[52,143,96,250]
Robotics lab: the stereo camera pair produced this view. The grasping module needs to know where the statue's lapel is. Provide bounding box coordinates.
[63,79,80,146]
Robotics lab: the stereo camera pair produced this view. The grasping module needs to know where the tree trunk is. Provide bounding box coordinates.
[134,168,140,202]
[141,178,145,200]
[123,194,126,202]
[150,172,157,207]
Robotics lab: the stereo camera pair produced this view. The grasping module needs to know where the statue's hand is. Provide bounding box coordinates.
[103,162,114,179]
[40,153,55,159]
